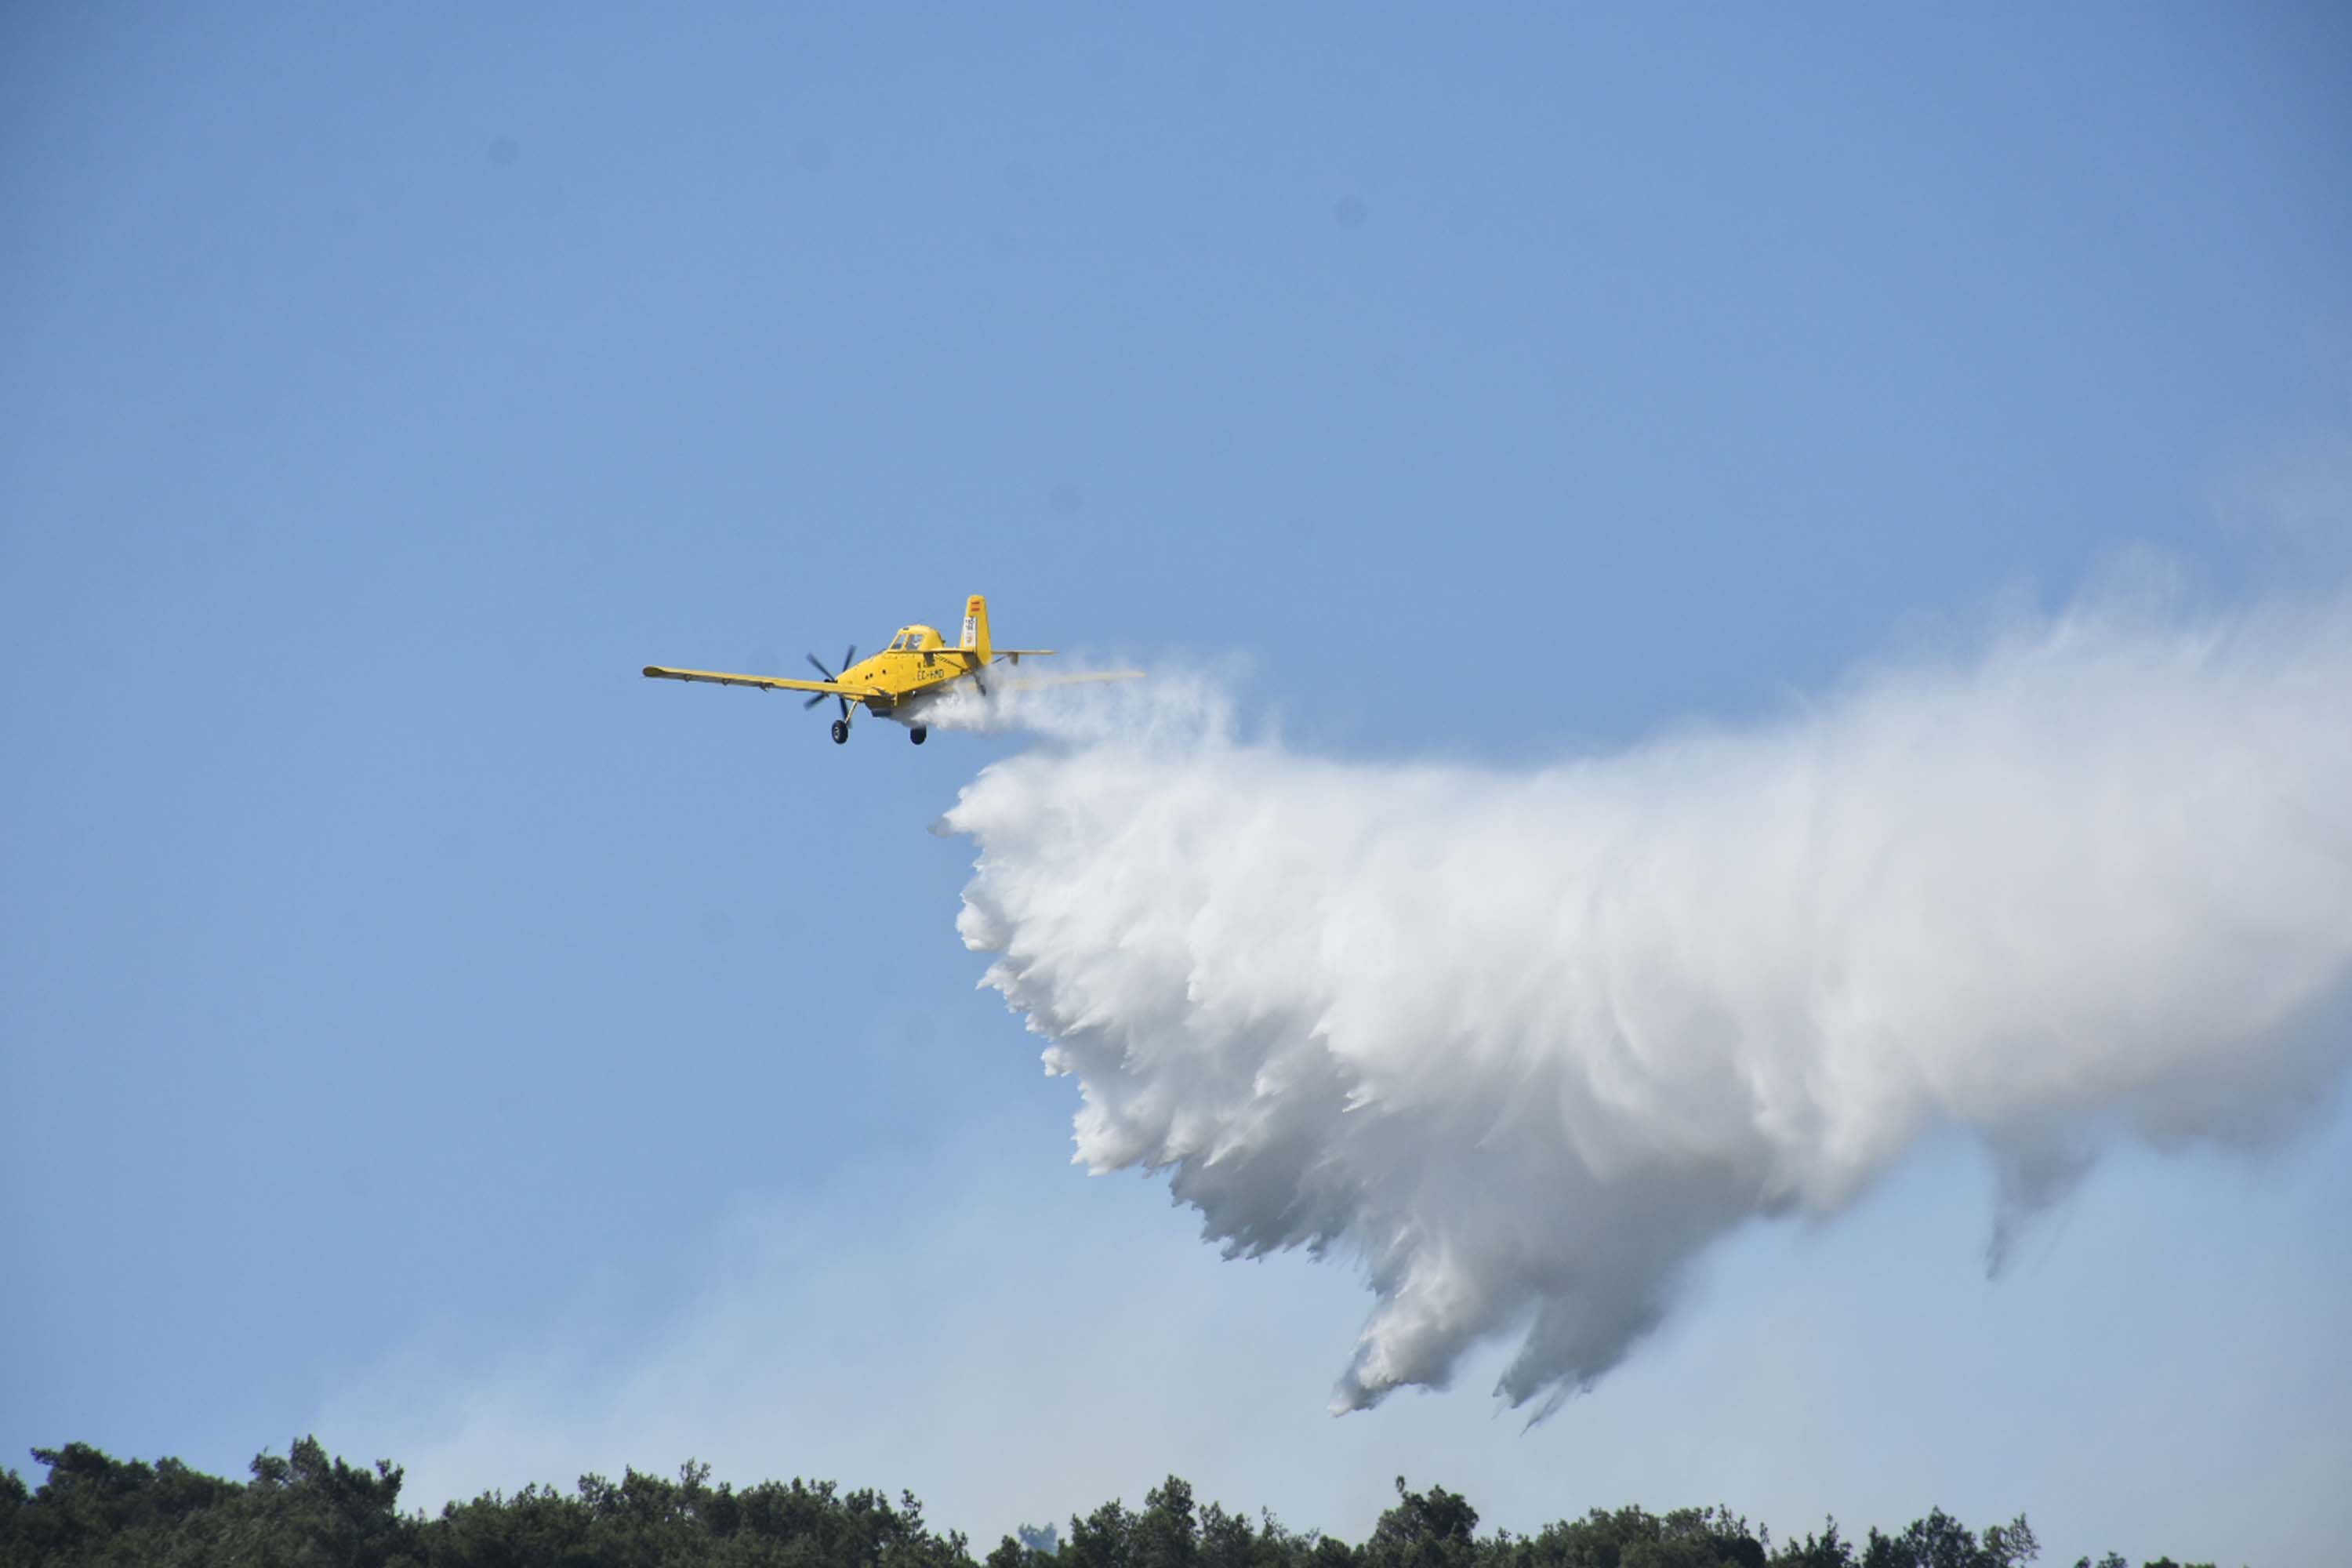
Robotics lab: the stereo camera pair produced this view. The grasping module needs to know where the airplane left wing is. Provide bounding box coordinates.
[642,665,870,696]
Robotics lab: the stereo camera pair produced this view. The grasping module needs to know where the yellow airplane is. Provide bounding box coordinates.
[644,593,1137,746]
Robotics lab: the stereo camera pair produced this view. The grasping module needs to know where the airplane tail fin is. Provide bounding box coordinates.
[960,594,993,665]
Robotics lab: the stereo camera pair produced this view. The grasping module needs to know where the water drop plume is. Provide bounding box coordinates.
[946,594,2352,1416]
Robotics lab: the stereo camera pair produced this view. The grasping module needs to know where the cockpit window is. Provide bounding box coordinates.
[889,632,909,651]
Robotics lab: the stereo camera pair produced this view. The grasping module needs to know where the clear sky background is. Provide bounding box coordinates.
[5,5,2350,1566]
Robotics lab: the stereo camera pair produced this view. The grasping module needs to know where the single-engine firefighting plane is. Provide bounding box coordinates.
[643,594,1138,745]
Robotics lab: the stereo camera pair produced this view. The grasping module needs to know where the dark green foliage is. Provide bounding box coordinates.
[1494,1501,1762,1568]
[1066,1497,1138,1568]
[1857,1510,2039,1568]
[0,1438,2214,1568]
[1364,1479,1479,1568]
[1134,1478,1200,1568]
[1769,1519,1853,1568]
[433,1463,971,1568]
[0,1437,416,1568]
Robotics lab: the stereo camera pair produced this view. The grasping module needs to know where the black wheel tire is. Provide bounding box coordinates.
[910,727,927,746]
[829,720,849,745]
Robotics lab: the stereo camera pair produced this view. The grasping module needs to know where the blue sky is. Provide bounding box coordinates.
[4,5,2349,1565]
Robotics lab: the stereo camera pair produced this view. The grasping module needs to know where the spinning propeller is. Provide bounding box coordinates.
[802,645,856,717]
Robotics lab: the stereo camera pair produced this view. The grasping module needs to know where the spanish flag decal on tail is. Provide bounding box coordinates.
[961,594,993,665]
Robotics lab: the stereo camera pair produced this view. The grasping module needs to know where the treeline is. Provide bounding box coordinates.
[0,1437,2213,1568]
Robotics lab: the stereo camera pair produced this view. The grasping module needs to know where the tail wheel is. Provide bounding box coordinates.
[910,727,927,746]
[829,719,849,745]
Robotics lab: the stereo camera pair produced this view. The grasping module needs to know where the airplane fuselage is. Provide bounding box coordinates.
[837,624,960,720]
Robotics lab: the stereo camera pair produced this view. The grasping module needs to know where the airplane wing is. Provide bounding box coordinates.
[642,665,875,697]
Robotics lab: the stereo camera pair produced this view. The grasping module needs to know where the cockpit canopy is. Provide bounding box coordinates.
[887,626,939,652]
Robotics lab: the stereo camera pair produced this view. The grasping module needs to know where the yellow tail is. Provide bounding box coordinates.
[960,594,993,665]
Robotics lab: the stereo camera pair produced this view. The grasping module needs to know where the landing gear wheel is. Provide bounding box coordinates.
[909,727,927,746]
[829,719,849,745]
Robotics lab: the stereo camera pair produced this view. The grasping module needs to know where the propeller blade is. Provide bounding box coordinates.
[804,648,860,722]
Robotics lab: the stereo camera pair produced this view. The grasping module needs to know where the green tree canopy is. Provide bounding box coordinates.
[14,1439,2240,1568]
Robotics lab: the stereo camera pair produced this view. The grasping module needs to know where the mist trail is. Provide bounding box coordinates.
[942,593,2352,1416]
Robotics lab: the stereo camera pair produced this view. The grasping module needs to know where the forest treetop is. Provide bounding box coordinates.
[0,1438,2217,1568]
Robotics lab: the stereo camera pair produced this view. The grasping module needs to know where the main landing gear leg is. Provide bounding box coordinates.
[909,726,927,746]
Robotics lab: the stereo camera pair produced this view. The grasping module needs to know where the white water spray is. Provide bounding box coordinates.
[946,595,2352,1415]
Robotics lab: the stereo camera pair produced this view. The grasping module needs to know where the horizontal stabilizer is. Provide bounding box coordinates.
[1002,669,1145,691]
